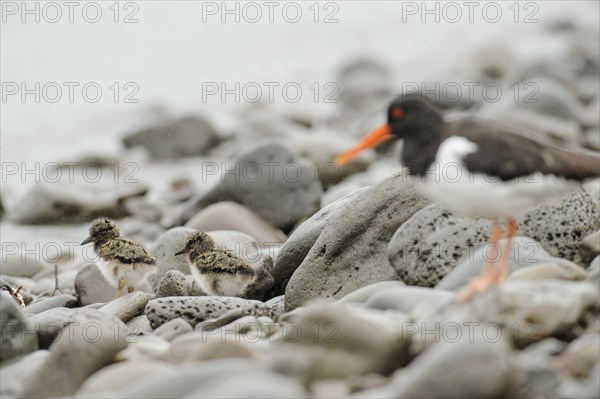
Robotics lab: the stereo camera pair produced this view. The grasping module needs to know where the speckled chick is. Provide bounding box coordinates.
[81,218,156,297]
[175,231,255,297]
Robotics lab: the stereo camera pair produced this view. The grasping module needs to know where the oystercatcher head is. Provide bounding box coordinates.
[337,96,600,301]
[335,97,442,167]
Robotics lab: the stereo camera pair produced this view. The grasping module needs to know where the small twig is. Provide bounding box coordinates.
[52,264,63,296]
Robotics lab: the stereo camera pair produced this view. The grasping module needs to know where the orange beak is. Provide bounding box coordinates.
[335,124,392,165]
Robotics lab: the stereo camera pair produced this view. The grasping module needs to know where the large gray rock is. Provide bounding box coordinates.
[271,304,411,379]
[273,188,367,295]
[385,336,514,398]
[0,297,38,362]
[123,116,221,160]
[284,171,428,310]
[0,350,49,397]
[74,263,115,305]
[28,307,125,349]
[18,314,129,398]
[185,201,287,246]
[437,237,580,291]
[145,296,273,328]
[167,142,323,231]
[390,191,599,287]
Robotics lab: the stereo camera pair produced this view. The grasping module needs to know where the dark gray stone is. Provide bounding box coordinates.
[123,116,221,160]
[167,142,323,231]
[9,167,147,225]
[242,255,275,302]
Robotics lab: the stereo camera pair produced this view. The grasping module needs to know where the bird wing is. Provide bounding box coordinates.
[196,250,254,276]
[446,119,600,181]
[100,238,156,264]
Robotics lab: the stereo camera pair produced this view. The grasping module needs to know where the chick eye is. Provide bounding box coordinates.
[391,107,404,119]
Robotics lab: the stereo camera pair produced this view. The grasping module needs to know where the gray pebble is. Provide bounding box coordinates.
[155,270,190,298]
[99,291,153,322]
[145,296,273,328]
[18,314,129,398]
[0,297,38,362]
[152,318,193,341]
[25,294,78,315]
[74,263,115,306]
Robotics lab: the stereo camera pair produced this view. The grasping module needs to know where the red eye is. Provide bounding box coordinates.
[391,107,404,119]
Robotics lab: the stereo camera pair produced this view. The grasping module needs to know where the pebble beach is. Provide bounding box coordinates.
[1,2,600,398]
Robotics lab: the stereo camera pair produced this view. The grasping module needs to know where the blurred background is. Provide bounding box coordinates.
[1,0,599,245]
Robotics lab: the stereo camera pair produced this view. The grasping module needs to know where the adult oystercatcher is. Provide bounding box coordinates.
[336,97,600,301]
